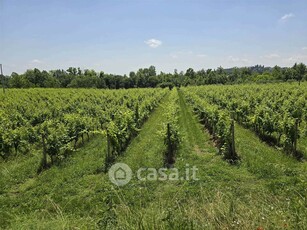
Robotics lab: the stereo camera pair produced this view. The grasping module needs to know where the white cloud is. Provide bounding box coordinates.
[280,13,295,21]
[263,53,280,59]
[197,54,207,58]
[302,47,307,51]
[31,59,42,64]
[170,50,193,59]
[227,56,249,64]
[283,54,307,64]
[228,56,239,62]
[144,39,162,48]
[228,56,247,62]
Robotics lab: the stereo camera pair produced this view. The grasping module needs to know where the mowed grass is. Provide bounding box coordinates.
[0,89,306,229]
[0,135,110,229]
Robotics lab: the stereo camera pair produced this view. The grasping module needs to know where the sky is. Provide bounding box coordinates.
[0,0,307,75]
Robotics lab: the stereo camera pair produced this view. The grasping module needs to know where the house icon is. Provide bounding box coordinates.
[109,163,132,186]
[115,167,127,180]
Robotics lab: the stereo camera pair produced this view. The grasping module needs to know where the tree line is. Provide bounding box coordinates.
[1,63,306,89]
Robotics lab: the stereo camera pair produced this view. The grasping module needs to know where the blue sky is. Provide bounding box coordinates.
[1,0,307,75]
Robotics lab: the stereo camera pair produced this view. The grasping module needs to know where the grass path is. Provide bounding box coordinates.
[0,135,107,229]
[118,91,172,170]
[235,123,307,179]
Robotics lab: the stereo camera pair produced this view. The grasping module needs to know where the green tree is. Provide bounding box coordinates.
[272,65,282,80]
[293,63,306,85]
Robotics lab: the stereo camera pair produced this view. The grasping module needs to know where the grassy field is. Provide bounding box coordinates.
[0,88,306,229]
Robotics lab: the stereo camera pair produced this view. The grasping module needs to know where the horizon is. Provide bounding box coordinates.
[0,63,296,77]
[1,0,307,75]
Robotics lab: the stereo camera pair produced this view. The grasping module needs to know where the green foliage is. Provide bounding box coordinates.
[6,63,307,89]
[38,120,70,162]
[189,82,307,157]
[0,88,167,169]
[162,89,181,165]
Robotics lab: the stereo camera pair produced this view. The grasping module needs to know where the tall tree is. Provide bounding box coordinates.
[293,63,306,85]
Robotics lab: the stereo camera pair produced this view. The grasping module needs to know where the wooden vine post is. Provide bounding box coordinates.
[229,111,237,161]
[105,130,111,172]
[230,119,236,158]
[135,104,140,127]
[166,123,173,166]
[0,64,5,94]
[293,118,299,154]
[40,133,48,171]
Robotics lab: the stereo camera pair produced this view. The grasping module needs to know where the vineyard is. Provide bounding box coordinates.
[183,84,307,158]
[0,83,307,229]
[0,88,167,168]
